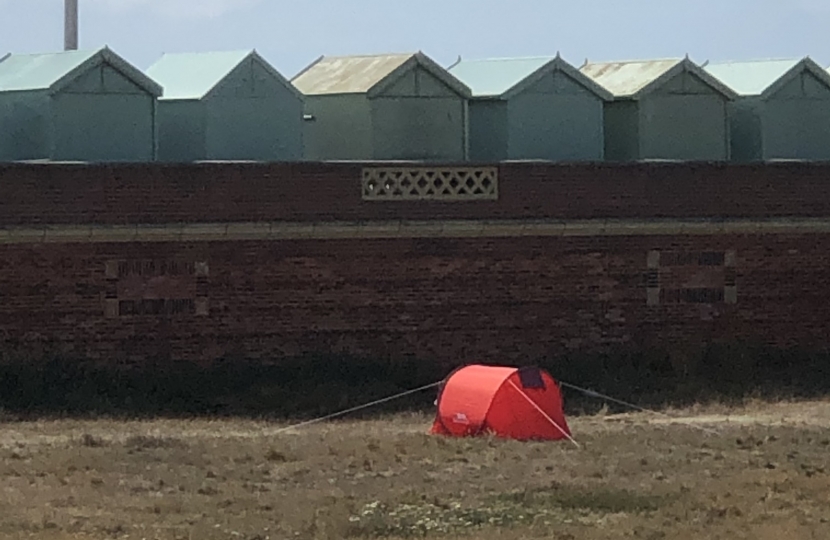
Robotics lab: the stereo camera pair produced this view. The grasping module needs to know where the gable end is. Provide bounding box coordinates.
[761,58,830,101]
[205,51,303,102]
[636,59,737,101]
[368,53,471,99]
[50,48,162,97]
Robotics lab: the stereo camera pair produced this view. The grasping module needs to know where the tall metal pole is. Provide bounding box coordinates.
[64,0,78,51]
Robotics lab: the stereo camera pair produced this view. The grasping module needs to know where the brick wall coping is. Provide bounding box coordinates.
[3,218,830,244]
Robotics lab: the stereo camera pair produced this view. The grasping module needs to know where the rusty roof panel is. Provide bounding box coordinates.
[580,58,683,97]
[291,53,415,95]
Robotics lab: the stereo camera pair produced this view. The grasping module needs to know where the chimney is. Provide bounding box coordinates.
[65,0,78,51]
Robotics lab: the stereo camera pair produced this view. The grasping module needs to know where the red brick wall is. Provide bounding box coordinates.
[2,234,828,366]
[3,161,830,366]
[2,161,830,226]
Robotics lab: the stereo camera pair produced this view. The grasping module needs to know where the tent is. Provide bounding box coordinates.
[430,365,571,441]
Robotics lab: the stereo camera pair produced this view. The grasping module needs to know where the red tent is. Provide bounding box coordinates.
[430,364,571,442]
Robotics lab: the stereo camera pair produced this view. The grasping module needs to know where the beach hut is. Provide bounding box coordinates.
[581,57,737,161]
[146,50,304,162]
[449,54,612,161]
[0,47,161,162]
[292,52,471,161]
[705,57,830,161]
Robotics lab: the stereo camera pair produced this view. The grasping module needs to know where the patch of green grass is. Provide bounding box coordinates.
[347,484,664,537]
[346,500,538,538]
[497,483,663,514]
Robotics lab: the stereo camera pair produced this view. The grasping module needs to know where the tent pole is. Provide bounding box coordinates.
[507,380,580,448]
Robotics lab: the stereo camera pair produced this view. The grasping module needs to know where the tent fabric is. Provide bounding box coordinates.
[430,364,570,441]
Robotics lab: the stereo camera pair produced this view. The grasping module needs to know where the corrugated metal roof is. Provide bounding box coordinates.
[703,59,800,96]
[448,56,555,97]
[580,58,683,97]
[146,50,254,100]
[0,49,98,92]
[291,53,415,95]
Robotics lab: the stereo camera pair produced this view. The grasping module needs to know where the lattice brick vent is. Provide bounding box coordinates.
[362,167,498,201]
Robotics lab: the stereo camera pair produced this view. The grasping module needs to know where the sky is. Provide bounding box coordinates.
[0,0,829,77]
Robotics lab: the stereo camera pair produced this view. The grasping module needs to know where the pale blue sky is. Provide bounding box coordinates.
[1,0,828,77]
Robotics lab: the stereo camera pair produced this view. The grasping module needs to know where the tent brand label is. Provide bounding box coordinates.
[102,259,209,318]
[452,413,470,425]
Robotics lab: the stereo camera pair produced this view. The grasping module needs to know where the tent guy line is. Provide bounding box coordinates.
[558,381,722,436]
[270,380,444,435]
[271,372,721,439]
[507,379,581,448]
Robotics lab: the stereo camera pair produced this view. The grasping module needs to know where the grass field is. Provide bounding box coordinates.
[1,399,829,540]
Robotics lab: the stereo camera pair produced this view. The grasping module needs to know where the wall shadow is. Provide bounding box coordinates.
[0,343,828,421]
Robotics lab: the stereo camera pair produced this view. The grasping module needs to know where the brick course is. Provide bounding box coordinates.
[1,234,829,365]
[3,161,830,366]
[2,161,830,226]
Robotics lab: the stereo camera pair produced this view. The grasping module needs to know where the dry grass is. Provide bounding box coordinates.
[1,400,829,539]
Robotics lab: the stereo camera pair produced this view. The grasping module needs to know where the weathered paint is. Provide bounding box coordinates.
[291,54,413,95]
[300,61,468,161]
[581,59,683,97]
[371,97,466,160]
[292,53,469,99]
[373,64,459,99]
[370,65,466,161]
[302,94,373,160]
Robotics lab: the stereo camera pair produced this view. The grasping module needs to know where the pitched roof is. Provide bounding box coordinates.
[449,55,553,97]
[704,57,830,98]
[448,54,612,100]
[291,52,471,97]
[703,59,798,96]
[580,57,737,100]
[0,47,161,96]
[146,49,300,101]
[147,50,251,100]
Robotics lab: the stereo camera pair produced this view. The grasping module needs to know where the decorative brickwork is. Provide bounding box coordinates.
[0,233,827,365]
[102,259,209,319]
[646,249,737,307]
[361,167,498,201]
[4,161,830,225]
[0,162,830,366]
